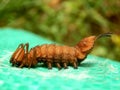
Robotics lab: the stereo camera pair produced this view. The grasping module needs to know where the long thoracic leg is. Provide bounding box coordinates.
[32,49,37,67]
[19,59,26,68]
[19,63,24,68]
[28,57,32,68]
[63,62,68,69]
[56,62,62,70]
[10,43,24,63]
[25,43,29,54]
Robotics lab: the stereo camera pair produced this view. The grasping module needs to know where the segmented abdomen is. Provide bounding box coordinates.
[33,44,78,63]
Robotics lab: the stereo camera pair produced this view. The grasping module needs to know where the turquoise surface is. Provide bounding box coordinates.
[0,28,120,90]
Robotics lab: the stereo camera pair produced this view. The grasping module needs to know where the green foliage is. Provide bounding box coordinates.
[0,0,120,61]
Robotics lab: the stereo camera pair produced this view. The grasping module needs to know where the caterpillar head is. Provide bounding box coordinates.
[10,43,28,67]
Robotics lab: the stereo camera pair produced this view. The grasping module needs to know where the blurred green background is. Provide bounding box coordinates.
[0,0,120,61]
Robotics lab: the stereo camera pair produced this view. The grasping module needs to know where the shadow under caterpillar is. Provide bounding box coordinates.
[10,33,112,70]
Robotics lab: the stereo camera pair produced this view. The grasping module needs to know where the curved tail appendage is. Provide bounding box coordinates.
[75,32,112,59]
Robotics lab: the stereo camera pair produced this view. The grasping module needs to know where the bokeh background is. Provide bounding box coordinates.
[0,0,120,61]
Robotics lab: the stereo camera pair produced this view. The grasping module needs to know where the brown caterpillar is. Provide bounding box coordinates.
[10,33,112,70]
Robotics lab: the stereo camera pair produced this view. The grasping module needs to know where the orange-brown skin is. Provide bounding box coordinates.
[10,33,112,69]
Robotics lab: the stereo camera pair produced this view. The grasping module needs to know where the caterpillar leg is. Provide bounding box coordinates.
[47,62,52,69]
[19,63,24,68]
[28,61,32,69]
[56,63,62,70]
[63,62,68,69]
[73,62,78,69]
[18,58,26,68]
[18,60,25,68]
